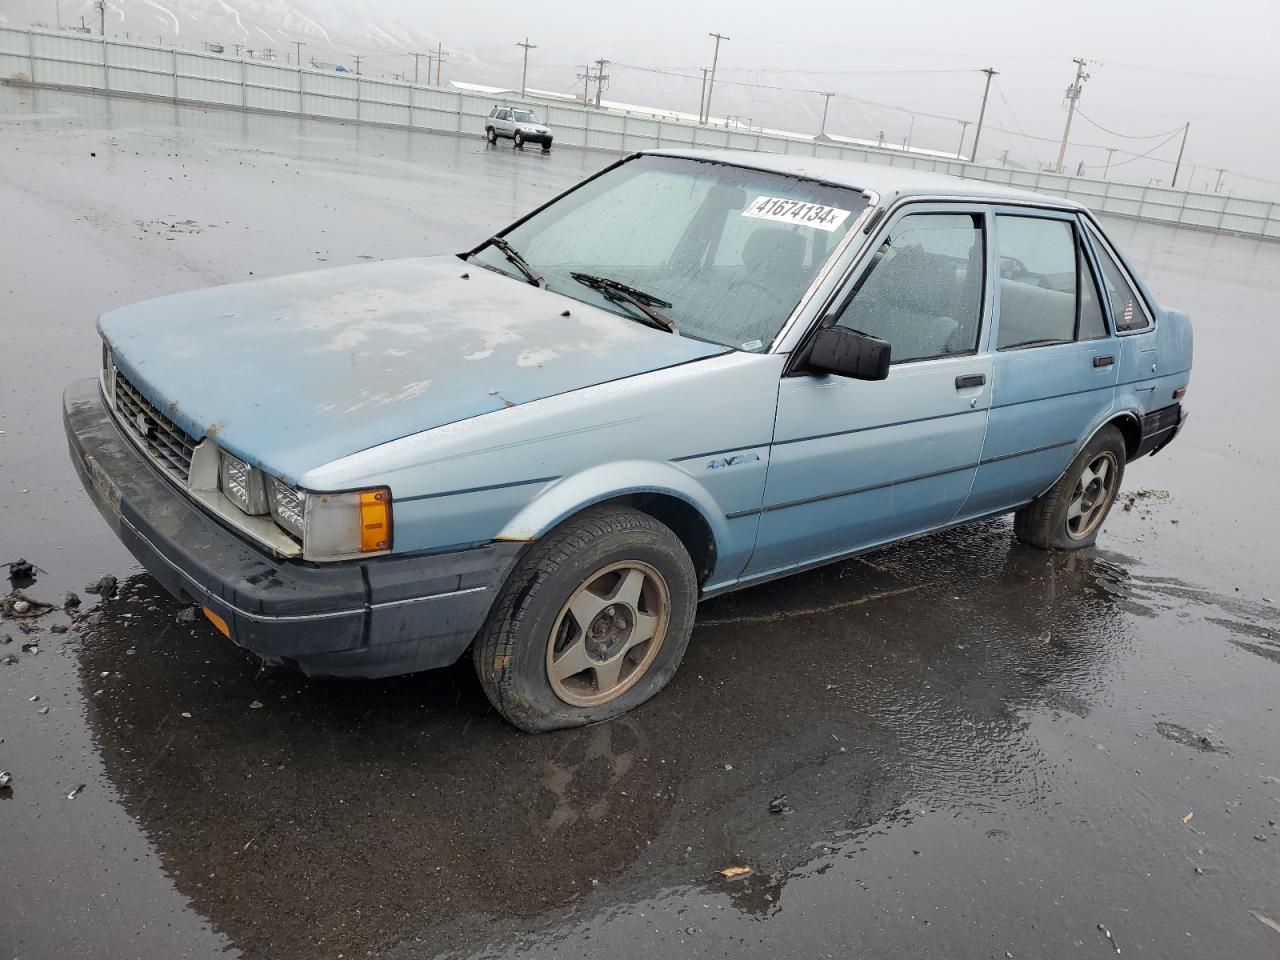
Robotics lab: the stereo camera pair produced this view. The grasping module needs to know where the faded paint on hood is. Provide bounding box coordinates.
[99,256,727,483]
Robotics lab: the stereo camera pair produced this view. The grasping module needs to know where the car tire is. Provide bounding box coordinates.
[513,130,524,149]
[472,505,698,733]
[542,141,552,152]
[485,126,496,143]
[1014,426,1126,550]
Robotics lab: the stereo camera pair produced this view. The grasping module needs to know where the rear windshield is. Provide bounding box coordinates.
[472,155,867,351]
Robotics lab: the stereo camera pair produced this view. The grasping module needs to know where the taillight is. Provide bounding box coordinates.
[1173,387,1187,400]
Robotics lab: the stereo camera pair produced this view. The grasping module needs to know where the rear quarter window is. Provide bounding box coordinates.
[1086,224,1151,332]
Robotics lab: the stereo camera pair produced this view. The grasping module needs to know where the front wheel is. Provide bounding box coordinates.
[1014,426,1126,550]
[513,130,524,149]
[472,506,698,732]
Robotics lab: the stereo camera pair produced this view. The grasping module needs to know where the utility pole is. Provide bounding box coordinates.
[970,67,997,163]
[703,32,729,125]
[955,119,971,159]
[353,53,361,75]
[411,52,424,84]
[593,58,610,107]
[698,68,709,122]
[1214,169,1225,193]
[817,91,835,138]
[97,0,105,35]
[1055,57,1089,174]
[1103,147,1118,179]
[515,37,536,97]
[1170,121,1190,188]
[578,64,592,105]
[435,42,445,85]
[293,40,304,67]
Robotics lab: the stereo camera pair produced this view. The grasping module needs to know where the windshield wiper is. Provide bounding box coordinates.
[570,272,677,333]
[484,236,544,288]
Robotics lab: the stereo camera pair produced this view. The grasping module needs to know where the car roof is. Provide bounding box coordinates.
[641,148,1084,210]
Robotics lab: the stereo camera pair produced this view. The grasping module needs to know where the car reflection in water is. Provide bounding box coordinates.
[76,517,1139,958]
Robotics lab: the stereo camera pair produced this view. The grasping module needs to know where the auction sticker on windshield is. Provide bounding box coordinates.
[743,196,852,232]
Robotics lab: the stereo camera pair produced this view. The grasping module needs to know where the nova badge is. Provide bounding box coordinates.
[706,453,761,470]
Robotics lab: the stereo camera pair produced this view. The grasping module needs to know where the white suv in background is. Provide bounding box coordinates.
[485,106,553,151]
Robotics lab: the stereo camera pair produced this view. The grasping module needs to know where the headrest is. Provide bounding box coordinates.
[743,228,806,273]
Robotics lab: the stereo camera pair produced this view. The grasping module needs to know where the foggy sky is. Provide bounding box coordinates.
[7,0,1278,198]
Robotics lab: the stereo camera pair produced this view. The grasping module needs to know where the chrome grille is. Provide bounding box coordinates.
[113,370,198,481]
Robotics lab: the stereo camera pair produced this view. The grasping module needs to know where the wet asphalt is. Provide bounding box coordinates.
[1,86,1278,960]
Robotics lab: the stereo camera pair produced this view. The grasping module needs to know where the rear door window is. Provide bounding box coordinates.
[995,216,1079,349]
[834,212,985,364]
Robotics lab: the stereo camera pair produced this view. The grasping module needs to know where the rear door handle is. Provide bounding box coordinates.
[1093,355,1115,367]
[955,374,986,389]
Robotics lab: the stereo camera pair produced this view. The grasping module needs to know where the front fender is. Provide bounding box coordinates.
[496,459,731,550]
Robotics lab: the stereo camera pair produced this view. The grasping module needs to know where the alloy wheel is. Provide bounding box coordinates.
[545,561,670,707]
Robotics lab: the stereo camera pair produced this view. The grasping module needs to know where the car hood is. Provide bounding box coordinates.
[99,256,727,484]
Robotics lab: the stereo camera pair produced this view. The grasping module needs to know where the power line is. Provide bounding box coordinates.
[1098,60,1280,86]
[1100,126,1187,170]
[716,66,979,76]
[992,79,1042,168]
[1074,110,1186,141]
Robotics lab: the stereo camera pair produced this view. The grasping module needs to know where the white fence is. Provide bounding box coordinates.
[3,26,1278,241]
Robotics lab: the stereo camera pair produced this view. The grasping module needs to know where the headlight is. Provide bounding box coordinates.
[219,452,269,515]
[267,477,391,561]
[214,446,391,561]
[267,476,305,539]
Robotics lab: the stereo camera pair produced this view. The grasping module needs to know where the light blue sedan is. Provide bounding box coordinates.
[64,150,1192,731]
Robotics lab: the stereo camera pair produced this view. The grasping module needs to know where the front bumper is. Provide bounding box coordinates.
[518,130,553,147]
[63,379,523,678]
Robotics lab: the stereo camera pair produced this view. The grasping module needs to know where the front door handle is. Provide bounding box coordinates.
[955,374,986,389]
[1093,355,1115,367]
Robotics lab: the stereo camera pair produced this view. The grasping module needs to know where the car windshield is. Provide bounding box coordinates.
[513,110,537,123]
[470,155,867,351]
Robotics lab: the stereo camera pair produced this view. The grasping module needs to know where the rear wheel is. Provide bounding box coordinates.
[485,126,497,143]
[472,506,698,732]
[1014,426,1126,550]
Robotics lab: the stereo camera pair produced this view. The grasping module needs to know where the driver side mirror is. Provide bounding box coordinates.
[806,325,891,381]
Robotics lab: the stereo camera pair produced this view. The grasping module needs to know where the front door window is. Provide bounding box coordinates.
[834,213,985,363]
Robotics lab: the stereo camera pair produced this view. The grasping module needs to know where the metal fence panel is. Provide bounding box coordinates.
[1,25,1277,241]
[107,66,173,97]
[177,51,237,82]
[175,75,241,106]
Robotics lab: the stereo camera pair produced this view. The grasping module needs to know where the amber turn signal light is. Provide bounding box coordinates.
[359,489,390,552]
[202,606,231,638]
